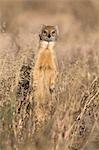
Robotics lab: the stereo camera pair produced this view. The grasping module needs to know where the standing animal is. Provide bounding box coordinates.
[33,25,59,103]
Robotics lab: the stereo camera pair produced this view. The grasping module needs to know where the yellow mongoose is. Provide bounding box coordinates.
[33,25,59,103]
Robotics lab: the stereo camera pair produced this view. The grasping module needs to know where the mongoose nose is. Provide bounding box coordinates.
[48,34,51,38]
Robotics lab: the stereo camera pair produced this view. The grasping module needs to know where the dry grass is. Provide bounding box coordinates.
[0,1,99,150]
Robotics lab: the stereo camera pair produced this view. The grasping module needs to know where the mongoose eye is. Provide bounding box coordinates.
[43,30,47,35]
[52,30,56,35]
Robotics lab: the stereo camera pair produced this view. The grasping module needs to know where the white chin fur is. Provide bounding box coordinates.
[40,41,55,49]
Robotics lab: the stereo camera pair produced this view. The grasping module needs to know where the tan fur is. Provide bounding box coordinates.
[33,26,58,133]
[33,40,58,103]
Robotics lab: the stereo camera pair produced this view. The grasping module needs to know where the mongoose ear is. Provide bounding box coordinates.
[40,24,46,32]
[39,24,46,39]
[41,24,46,29]
[55,25,59,36]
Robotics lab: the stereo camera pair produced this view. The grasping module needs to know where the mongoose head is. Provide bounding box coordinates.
[39,25,59,42]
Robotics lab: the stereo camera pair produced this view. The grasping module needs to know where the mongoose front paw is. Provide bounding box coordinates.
[49,84,55,93]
